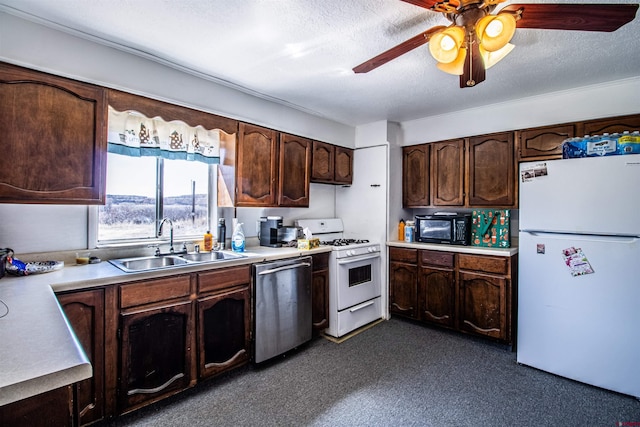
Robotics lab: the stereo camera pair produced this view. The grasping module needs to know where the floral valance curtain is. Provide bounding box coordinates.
[107,106,222,164]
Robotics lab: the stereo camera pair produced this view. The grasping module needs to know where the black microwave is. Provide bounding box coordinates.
[415,214,471,245]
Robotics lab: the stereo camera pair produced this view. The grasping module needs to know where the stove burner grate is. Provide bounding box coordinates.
[321,238,370,246]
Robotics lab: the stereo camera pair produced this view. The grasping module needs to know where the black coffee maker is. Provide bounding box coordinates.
[259,216,283,247]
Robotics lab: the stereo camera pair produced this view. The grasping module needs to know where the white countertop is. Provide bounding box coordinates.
[0,245,331,406]
[387,240,518,256]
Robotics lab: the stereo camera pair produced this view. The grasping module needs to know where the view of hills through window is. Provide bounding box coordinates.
[98,153,209,242]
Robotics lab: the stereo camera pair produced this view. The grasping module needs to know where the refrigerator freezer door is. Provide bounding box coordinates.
[517,231,640,398]
[519,155,640,236]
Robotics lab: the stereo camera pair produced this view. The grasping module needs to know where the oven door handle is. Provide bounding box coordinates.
[337,253,380,265]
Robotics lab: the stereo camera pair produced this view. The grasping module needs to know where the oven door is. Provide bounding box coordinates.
[336,253,381,311]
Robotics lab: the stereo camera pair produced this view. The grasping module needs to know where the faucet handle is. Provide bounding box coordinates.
[182,242,188,252]
[148,244,161,256]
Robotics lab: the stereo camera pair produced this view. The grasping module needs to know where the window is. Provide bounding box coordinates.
[97,152,213,244]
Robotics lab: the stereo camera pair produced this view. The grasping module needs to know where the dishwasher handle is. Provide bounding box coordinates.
[257,262,311,276]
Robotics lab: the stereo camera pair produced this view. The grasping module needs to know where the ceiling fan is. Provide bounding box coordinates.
[353,1,639,88]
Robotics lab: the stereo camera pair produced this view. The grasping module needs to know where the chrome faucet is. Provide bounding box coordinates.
[158,218,175,253]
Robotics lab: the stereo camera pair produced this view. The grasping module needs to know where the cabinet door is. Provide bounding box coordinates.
[458,271,507,341]
[468,132,515,207]
[431,139,465,206]
[518,124,575,161]
[197,287,250,379]
[581,114,640,136]
[0,62,107,204]
[0,386,73,427]
[389,261,418,319]
[403,144,430,207]
[334,146,354,184]
[57,289,105,426]
[279,133,311,207]
[419,267,455,328]
[119,301,192,412]
[311,253,330,334]
[236,123,278,206]
[311,140,335,182]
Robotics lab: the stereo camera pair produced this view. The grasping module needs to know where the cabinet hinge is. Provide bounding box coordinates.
[117,328,121,340]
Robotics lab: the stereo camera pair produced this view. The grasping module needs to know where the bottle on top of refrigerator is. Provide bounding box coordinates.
[231,221,245,252]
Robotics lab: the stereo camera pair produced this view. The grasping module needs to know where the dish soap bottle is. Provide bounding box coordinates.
[203,230,213,251]
[231,221,245,252]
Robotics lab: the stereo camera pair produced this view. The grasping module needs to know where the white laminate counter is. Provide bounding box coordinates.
[387,240,518,257]
[0,245,331,406]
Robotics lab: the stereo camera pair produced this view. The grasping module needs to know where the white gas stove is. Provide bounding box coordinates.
[296,219,383,338]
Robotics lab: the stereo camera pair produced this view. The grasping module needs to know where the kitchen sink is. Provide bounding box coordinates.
[180,251,244,262]
[109,251,246,272]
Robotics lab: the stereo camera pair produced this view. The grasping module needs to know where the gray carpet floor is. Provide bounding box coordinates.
[104,318,639,426]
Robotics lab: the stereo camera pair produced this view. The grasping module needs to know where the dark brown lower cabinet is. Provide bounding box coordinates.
[311,252,330,335]
[389,247,516,346]
[0,386,73,427]
[57,289,105,426]
[389,248,418,319]
[197,287,250,379]
[119,301,192,413]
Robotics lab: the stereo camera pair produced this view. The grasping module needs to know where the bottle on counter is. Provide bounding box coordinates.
[398,219,405,241]
[203,230,213,251]
[217,218,226,250]
[231,221,245,252]
[404,220,415,243]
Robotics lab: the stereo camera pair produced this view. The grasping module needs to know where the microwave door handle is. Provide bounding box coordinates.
[337,253,380,265]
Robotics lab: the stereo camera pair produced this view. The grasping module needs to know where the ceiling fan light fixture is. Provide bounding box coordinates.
[436,47,467,75]
[476,13,516,52]
[480,42,515,69]
[429,26,465,64]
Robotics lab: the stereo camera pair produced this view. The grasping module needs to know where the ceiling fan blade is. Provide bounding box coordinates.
[353,26,445,73]
[460,37,485,88]
[501,3,639,32]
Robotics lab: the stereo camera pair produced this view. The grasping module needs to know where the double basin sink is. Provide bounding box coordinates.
[109,251,245,273]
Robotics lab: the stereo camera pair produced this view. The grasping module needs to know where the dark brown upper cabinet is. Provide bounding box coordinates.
[431,139,465,206]
[402,144,430,208]
[235,123,279,207]
[311,141,353,185]
[468,132,516,207]
[279,133,311,207]
[0,62,107,204]
[579,114,640,137]
[517,124,576,161]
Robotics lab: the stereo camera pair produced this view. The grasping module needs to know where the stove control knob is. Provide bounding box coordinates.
[368,247,375,253]
[347,250,354,256]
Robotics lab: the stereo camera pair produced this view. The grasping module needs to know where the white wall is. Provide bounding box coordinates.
[401,77,640,145]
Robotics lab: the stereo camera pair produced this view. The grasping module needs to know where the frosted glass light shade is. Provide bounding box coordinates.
[429,26,465,64]
[436,47,467,75]
[480,43,515,69]
[476,13,516,52]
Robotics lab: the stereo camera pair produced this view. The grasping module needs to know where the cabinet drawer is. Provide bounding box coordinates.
[458,254,508,275]
[198,265,251,294]
[420,250,454,268]
[389,247,417,263]
[120,275,191,308]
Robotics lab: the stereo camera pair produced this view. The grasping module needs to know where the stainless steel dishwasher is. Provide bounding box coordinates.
[253,256,312,363]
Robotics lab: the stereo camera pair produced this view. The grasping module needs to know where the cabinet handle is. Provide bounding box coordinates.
[205,349,246,369]
[127,373,184,395]
[258,262,311,275]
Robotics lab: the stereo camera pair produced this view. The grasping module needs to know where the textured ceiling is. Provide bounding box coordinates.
[1,0,639,126]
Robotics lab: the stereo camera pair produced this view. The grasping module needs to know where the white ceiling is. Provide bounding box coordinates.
[1,0,639,127]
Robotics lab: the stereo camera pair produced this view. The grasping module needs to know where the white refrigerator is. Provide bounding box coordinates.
[517,155,640,399]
